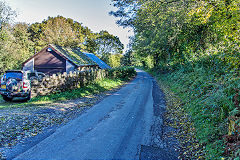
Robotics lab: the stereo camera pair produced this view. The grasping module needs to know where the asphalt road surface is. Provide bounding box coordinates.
[13,69,178,160]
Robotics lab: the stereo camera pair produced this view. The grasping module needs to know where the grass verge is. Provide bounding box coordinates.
[143,68,205,159]
[143,65,240,159]
[30,78,124,102]
[0,78,125,109]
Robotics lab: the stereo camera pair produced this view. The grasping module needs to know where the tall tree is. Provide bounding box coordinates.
[111,0,240,69]
[0,1,16,30]
[0,23,34,73]
[121,50,133,66]
[95,30,124,64]
[109,0,140,28]
[12,23,34,60]
[28,16,99,52]
[43,16,78,47]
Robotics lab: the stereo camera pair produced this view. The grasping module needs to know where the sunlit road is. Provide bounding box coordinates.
[13,70,176,160]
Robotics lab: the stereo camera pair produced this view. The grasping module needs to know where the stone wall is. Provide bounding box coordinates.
[31,69,109,98]
[31,67,136,98]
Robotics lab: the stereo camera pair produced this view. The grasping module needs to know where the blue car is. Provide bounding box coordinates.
[0,70,31,101]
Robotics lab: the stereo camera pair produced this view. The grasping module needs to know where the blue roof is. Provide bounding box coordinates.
[83,53,111,69]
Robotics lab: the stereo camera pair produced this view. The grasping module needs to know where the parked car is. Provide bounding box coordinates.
[0,70,31,102]
[26,71,46,81]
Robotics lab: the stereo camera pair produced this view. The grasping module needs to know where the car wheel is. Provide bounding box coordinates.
[2,95,13,102]
[25,92,31,101]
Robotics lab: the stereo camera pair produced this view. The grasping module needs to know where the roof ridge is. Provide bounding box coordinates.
[49,44,97,66]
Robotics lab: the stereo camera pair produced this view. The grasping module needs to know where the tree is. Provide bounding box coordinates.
[109,0,140,28]
[28,16,100,52]
[0,23,34,73]
[95,30,124,64]
[0,1,20,73]
[13,23,34,61]
[111,0,240,69]
[0,1,16,30]
[109,53,123,68]
[121,50,133,66]
[85,37,98,53]
[42,16,79,47]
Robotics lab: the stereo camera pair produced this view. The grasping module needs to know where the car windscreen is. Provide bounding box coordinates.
[27,73,36,79]
[6,72,23,80]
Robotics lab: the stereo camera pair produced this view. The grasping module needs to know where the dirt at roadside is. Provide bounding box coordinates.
[157,79,205,159]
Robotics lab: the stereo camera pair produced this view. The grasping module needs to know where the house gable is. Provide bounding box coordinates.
[35,46,68,75]
[34,47,66,68]
[22,45,99,75]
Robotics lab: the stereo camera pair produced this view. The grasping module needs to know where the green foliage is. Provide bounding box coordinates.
[109,54,123,68]
[95,30,124,65]
[121,50,134,66]
[28,16,88,50]
[108,67,136,80]
[111,0,240,69]
[157,57,239,159]
[0,23,34,73]
[0,2,34,73]
[43,16,80,47]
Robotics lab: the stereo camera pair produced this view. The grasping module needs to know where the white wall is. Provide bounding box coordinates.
[66,60,75,73]
[23,59,34,72]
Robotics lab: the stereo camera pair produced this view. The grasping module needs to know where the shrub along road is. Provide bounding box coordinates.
[13,70,178,160]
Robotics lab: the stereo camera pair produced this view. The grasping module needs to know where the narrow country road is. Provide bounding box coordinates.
[13,70,178,160]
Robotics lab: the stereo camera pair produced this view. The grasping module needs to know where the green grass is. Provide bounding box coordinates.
[30,78,123,102]
[0,78,125,109]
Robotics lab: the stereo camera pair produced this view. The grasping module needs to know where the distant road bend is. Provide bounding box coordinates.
[14,69,178,160]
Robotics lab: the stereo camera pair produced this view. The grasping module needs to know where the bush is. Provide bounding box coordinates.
[155,54,240,159]
[108,67,136,80]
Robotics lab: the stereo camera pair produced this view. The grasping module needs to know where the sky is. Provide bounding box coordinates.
[4,0,133,52]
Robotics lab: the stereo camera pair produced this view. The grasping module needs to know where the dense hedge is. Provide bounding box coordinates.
[157,55,240,159]
[108,67,136,80]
